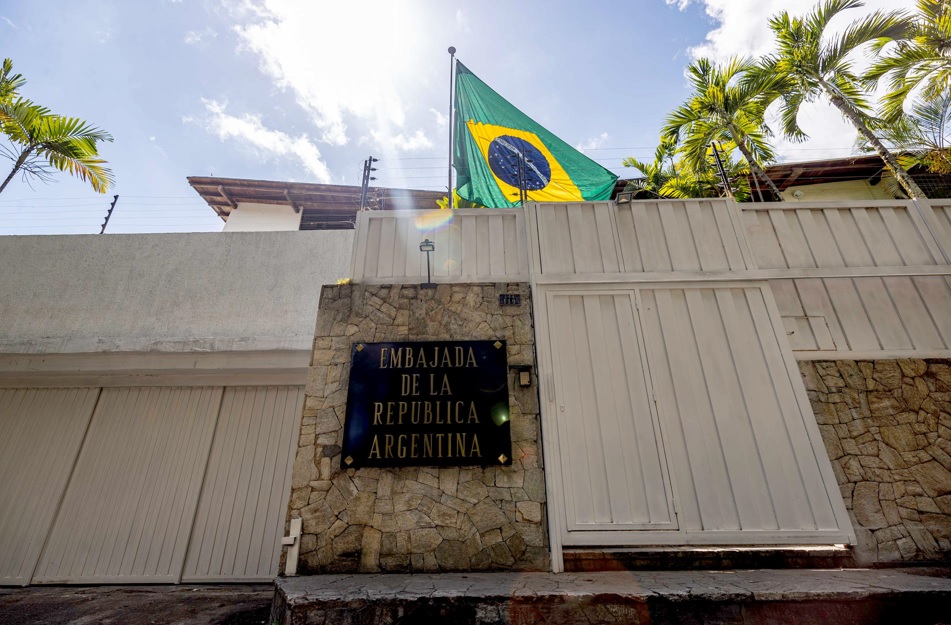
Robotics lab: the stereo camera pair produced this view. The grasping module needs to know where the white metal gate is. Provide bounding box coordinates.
[525,201,855,570]
[538,283,854,553]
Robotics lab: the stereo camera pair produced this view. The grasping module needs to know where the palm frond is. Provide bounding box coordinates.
[864,0,951,122]
[0,59,25,102]
[0,99,113,194]
[776,90,810,141]
[826,9,912,67]
[0,99,52,144]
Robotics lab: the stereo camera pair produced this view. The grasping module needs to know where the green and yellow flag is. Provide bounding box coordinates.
[453,62,617,208]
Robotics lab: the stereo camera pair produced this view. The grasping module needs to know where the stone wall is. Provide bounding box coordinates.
[800,359,951,565]
[287,283,548,574]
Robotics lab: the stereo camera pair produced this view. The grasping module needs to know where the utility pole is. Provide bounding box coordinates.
[100,194,119,234]
[709,142,735,200]
[360,156,378,211]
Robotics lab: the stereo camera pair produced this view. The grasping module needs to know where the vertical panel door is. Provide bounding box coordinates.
[182,386,303,582]
[32,387,221,584]
[0,388,99,585]
[547,291,677,545]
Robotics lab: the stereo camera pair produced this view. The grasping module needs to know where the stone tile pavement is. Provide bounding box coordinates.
[275,568,951,624]
[2,569,949,625]
[0,584,274,625]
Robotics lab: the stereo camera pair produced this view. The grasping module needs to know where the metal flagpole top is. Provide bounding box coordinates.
[448,46,456,209]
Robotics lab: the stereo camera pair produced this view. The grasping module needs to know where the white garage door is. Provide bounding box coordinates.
[0,384,304,585]
[32,387,223,584]
[182,386,303,582]
[0,388,100,585]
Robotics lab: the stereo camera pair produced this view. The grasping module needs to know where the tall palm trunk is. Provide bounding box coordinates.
[818,77,928,200]
[0,147,31,195]
[727,122,785,201]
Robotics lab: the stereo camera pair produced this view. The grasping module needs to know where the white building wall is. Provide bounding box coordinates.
[0,230,353,355]
[222,202,303,232]
[0,229,352,586]
[782,179,893,201]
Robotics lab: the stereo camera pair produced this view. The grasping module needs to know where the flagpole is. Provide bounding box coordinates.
[448,46,456,209]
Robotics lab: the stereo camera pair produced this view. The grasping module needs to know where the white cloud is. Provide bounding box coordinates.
[669,0,914,62]
[222,0,274,20]
[455,9,469,32]
[374,129,433,152]
[230,0,432,148]
[430,108,448,127]
[198,99,332,182]
[668,0,918,164]
[773,101,862,161]
[577,132,610,152]
[149,135,169,159]
[1,16,16,29]
[184,28,217,44]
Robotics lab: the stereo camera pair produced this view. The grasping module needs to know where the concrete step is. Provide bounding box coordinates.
[563,545,856,571]
[273,568,951,625]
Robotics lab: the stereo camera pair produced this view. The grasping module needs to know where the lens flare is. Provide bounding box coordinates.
[414,209,454,231]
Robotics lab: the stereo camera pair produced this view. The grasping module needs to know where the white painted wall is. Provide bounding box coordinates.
[0,230,354,354]
[223,202,303,231]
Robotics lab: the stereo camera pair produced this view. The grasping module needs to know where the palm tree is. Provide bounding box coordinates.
[623,138,752,201]
[622,138,678,198]
[861,91,951,172]
[0,99,113,195]
[757,0,925,198]
[855,92,951,197]
[0,59,24,103]
[662,56,784,200]
[865,0,951,124]
[0,59,26,132]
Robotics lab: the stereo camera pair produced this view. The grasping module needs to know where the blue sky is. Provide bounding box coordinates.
[0,0,913,234]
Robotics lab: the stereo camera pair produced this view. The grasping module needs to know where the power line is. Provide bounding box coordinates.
[0,209,218,217]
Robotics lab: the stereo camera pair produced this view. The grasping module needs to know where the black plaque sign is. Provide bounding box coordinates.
[341,340,512,468]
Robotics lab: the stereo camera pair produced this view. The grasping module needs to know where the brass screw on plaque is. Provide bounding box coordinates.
[345,456,354,466]
[355,344,364,352]
[494,341,502,349]
[498,454,508,464]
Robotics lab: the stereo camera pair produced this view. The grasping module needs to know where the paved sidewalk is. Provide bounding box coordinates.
[275,568,951,625]
[2,569,950,625]
[0,584,274,625]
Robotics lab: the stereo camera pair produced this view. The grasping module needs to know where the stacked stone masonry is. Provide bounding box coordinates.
[287,283,548,574]
[800,359,951,565]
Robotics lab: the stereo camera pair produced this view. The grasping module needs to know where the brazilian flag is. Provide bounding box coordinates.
[453,62,617,208]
